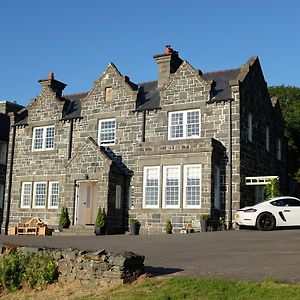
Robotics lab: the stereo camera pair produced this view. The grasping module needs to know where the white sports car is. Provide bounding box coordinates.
[235,196,300,231]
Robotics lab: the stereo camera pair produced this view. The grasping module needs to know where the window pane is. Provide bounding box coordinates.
[45,127,55,149]
[171,113,183,138]
[185,166,201,207]
[100,120,116,144]
[144,168,159,207]
[49,182,59,208]
[21,183,32,207]
[187,111,200,137]
[165,167,179,207]
[34,183,46,207]
[34,128,44,150]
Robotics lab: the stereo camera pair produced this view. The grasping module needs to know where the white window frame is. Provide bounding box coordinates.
[0,141,7,164]
[21,182,32,208]
[33,182,47,208]
[143,166,160,209]
[32,125,55,151]
[247,113,253,142]
[266,126,270,152]
[276,138,282,161]
[116,185,122,209]
[183,164,202,209]
[48,181,59,209]
[0,184,4,209]
[168,109,201,140]
[98,118,116,145]
[163,165,180,208]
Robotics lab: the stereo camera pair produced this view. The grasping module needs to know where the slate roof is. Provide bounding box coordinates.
[136,81,160,111]
[14,66,241,125]
[203,68,241,102]
[0,113,10,141]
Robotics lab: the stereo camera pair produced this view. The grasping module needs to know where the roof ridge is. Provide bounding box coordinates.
[63,92,89,97]
[203,68,240,75]
[138,80,158,86]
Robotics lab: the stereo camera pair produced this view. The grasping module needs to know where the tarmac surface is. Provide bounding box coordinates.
[1,229,300,283]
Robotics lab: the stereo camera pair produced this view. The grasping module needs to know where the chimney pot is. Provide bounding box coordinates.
[48,72,54,80]
[165,45,173,55]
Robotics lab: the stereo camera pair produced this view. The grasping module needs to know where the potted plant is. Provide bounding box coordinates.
[94,208,106,235]
[200,214,210,232]
[219,217,226,231]
[130,218,140,235]
[165,220,173,234]
[58,207,71,231]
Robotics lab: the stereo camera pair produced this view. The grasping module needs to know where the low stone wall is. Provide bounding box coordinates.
[0,245,145,286]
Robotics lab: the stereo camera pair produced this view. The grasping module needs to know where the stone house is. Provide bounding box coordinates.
[0,101,24,225]
[1,46,287,234]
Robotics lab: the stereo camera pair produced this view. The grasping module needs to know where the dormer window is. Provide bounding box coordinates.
[32,126,55,151]
[168,109,200,140]
[105,87,112,101]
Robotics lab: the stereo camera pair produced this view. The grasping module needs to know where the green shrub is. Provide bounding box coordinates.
[95,207,106,229]
[0,250,58,292]
[59,206,71,228]
[165,220,173,233]
[264,178,280,199]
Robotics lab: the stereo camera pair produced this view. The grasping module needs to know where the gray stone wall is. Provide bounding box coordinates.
[0,245,145,286]
[238,58,287,207]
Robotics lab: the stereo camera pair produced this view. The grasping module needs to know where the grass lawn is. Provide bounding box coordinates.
[2,276,300,300]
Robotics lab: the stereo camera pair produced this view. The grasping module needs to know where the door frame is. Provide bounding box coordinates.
[74,180,98,225]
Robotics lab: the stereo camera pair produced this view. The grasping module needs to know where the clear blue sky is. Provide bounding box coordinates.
[1,0,299,106]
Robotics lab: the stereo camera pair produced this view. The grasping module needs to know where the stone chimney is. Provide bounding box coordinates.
[38,72,67,97]
[153,45,183,87]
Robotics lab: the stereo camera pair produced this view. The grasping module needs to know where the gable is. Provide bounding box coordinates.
[81,63,138,113]
[67,137,111,171]
[27,78,67,124]
[162,61,212,105]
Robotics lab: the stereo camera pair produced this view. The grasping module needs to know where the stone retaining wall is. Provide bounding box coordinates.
[0,245,145,286]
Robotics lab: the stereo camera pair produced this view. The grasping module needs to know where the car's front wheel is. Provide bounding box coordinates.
[256,212,276,231]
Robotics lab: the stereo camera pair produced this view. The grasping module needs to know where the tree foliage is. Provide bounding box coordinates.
[268,85,300,178]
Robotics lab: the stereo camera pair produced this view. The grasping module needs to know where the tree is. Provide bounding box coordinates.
[268,85,300,178]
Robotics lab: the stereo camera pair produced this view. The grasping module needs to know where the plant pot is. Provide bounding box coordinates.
[58,225,63,232]
[94,227,106,235]
[200,220,207,232]
[130,223,140,235]
[166,230,172,234]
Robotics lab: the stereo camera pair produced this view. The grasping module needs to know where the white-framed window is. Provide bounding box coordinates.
[33,182,47,208]
[143,166,160,208]
[21,182,32,208]
[163,165,180,208]
[116,185,122,209]
[32,126,55,151]
[276,138,282,161]
[168,109,200,140]
[266,126,270,152]
[48,181,59,208]
[183,164,202,208]
[0,141,7,164]
[0,184,4,209]
[247,113,253,142]
[98,118,116,145]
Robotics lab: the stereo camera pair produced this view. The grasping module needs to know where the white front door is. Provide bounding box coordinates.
[76,181,97,225]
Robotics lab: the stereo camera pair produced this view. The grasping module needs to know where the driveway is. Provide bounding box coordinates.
[1,230,300,283]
